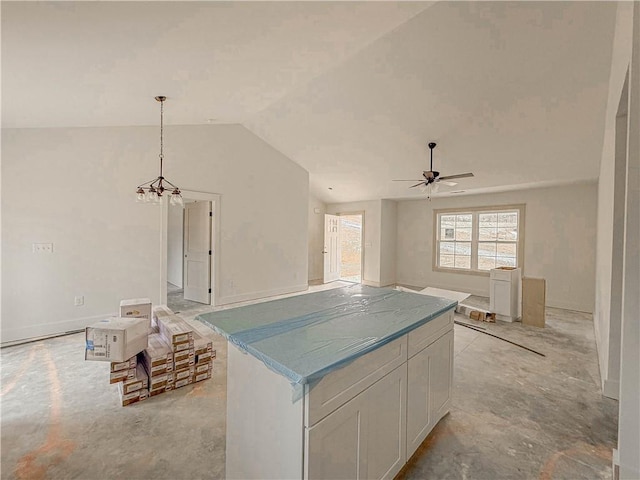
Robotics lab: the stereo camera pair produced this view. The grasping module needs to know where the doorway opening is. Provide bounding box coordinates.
[162,191,220,314]
[339,214,363,283]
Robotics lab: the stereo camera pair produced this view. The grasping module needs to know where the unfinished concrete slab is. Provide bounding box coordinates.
[0,293,617,479]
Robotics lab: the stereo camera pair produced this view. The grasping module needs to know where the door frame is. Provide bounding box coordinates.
[336,211,365,284]
[160,190,221,307]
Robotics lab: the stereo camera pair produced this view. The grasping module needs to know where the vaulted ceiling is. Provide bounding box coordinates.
[2,1,618,203]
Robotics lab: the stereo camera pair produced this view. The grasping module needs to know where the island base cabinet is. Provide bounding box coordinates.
[305,364,407,480]
[406,330,454,455]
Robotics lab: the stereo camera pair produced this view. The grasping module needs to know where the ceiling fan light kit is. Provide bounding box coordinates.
[136,96,183,207]
[393,141,474,199]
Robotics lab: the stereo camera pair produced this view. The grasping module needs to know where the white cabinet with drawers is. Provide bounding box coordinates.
[490,267,521,322]
[224,308,455,480]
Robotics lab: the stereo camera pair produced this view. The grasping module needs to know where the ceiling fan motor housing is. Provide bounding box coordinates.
[423,170,439,183]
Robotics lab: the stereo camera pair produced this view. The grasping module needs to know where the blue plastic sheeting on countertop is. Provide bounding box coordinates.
[196,284,456,385]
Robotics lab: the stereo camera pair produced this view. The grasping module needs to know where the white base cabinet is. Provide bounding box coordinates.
[225,309,454,480]
[306,364,407,480]
[490,267,521,322]
[407,330,454,454]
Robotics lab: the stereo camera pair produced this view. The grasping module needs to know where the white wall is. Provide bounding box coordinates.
[327,200,381,286]
[380,199,397,287]
[1,124,309,343]
[308,195,326,282]
[594,2,634,403]
[617,2,640,478]
[167,202,184,287]
[396,183,597,312]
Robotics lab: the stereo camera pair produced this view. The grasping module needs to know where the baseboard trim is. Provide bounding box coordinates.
[603,379,620,399]
[217,283,308,307]
[361,280,382,287]
[1,313,111,345]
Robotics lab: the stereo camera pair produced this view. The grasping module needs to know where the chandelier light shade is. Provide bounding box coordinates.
[136,96,183,207]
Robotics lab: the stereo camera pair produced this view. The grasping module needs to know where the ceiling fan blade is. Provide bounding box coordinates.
[439,172,474,181]
[409,182,425,188]
[437,180,458,187]
[393,179,426,182]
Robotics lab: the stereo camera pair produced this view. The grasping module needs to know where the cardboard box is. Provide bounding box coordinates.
[193,330,213,355]
[141,333,173,370]
[173,340,194,353]
[85,317,149,363]
[195,350,215,364]
[194,370,211,383]
[121,364,149,395]
[109,367,136,384]
[194,361,212,375]
[174,376,193,389]
[110,356,137,373]
[148,372,169,391]
[173,349,194,363]
[139,388,149,401]
[150,386,167,397]
[173,355,194,371]
[152,305,173,320]
[120,298,152,328]
[173,366,195,382]
[469,310,486,322]
[117,383,141,407]
[157,316,194,345]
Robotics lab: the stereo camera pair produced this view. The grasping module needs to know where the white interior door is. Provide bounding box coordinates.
[323,214,340,283]
[183,201,211,304]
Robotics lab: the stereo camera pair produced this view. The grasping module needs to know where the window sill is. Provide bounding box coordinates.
[432,266,491,277]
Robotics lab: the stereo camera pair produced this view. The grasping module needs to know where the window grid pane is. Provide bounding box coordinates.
[437,209,521,272]
[438,212,474,270]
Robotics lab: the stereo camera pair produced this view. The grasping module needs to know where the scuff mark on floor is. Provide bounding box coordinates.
[1,344,38,397]
[14,346,76,480]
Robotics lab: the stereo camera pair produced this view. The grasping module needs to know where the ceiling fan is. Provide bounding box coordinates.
[393,142,474,190]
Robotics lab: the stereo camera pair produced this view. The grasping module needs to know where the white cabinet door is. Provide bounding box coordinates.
[306,365,406,480]
[366,365,407,480]
[428,330,454,426]
[306,387,368,480]
[406,330,454,454]
[490,279,511,315]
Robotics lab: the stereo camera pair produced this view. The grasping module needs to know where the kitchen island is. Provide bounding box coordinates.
[197,285,456,480]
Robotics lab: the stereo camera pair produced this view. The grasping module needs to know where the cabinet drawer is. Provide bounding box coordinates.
[305,336,407,427]
[490,268,513,281]
[407,310,453,358]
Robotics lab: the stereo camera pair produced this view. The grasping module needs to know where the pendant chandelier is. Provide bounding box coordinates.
[136,96,183,206]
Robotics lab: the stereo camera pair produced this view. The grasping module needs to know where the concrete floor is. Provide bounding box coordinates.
[1,285,618,480]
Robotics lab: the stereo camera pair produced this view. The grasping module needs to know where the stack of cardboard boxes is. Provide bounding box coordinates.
[154,310,216,390]
[84,298,215,406]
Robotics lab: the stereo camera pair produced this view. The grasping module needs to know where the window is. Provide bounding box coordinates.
[434,205,524,274]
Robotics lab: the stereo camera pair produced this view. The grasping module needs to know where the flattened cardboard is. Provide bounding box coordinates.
[522,277,546,328]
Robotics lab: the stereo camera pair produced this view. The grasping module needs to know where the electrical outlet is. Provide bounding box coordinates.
[74,296,84,306]
[32,243,53,253]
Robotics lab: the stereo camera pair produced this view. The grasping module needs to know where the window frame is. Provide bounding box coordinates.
[432,204,525,276]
